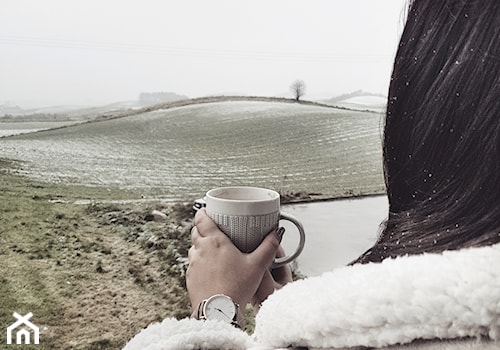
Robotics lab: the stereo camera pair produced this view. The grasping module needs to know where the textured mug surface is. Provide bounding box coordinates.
[205,186,306,266]
[209,211,280,253]
[206,187,280,253]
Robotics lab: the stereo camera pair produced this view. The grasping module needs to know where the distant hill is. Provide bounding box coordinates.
[0,101,140,120]
[325,90,385,104]
[1,99,385,201]
[0,91,188,120]
[138,92,189,106]
[0,102,24,115]
[322,90,386,112]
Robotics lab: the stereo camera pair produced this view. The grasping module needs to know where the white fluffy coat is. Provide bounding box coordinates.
[124,243,500,349]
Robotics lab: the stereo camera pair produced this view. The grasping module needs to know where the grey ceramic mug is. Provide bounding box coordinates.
[205,186,306,267]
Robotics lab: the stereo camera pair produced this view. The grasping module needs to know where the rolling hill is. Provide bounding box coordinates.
[0,99,385,202]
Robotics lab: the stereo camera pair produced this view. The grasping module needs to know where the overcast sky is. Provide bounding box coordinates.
[1,0,407,108]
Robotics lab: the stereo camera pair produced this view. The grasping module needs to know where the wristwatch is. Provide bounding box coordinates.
[196,294,240,328]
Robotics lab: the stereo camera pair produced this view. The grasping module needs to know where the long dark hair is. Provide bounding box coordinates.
[354,0,500,264]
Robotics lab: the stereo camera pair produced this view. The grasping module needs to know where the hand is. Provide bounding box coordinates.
[186,209,282,318]
[252,245,293,312]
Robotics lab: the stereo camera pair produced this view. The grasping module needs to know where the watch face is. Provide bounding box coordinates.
[204,295,237,322]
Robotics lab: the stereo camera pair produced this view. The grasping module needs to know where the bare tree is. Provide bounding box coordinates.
[290,80,306,101]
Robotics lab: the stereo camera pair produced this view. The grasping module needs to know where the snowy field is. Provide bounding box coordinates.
[0,101,385,201]
[0,121,80,137]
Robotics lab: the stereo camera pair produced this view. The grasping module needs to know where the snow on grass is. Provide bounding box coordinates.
[0,101,385,201]
[0,121,80,137]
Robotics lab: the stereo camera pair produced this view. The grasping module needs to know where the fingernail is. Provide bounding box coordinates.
[276,227,285,242]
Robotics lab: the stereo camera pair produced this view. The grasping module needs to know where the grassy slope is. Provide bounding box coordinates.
[0,160,193,349]
[1,99,385,202]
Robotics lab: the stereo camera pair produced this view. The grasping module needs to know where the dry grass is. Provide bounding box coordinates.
[0,160,192,349]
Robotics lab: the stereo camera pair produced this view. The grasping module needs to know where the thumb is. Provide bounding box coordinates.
[252,270,275,308]
[250,227,284,266]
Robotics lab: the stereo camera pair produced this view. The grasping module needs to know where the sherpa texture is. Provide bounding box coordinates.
[123,243,500,350]
[255,243,500,349]
[123,317,256,350]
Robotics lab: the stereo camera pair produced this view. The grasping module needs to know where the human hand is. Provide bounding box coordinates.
[252,244,293,312]
[186,209,282,319]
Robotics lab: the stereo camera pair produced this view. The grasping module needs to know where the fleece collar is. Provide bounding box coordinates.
[255,243,500,349]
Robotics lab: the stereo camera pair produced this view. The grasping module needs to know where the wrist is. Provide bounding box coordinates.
[190,294,249,315]
[191,294,246,329]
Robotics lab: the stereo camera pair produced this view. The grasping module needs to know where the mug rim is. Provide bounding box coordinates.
[205,186,280,216]
[206,186,279,202]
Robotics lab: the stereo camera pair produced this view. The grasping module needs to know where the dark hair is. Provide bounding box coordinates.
[354,0,499,264]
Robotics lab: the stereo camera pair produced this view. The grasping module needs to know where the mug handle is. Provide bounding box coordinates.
[272,212,306,268]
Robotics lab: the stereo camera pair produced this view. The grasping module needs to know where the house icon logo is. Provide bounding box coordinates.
[6,312,40,345]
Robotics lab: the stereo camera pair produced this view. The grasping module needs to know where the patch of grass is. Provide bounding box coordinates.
[0,164,192,349]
